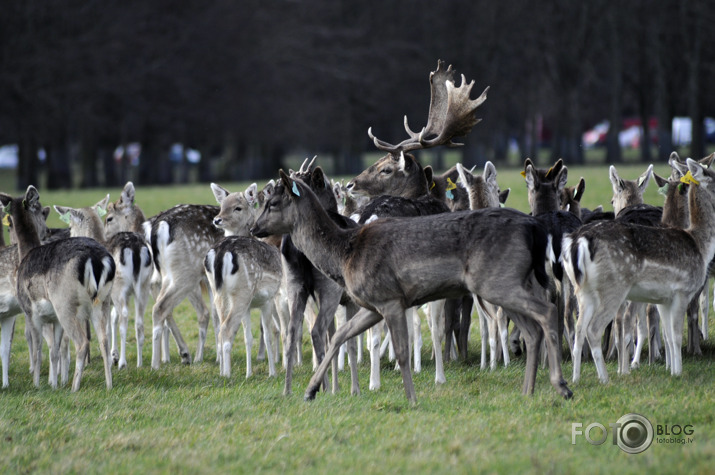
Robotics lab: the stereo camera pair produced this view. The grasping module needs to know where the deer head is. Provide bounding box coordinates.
[211,183,263,237]
[456,161,500,210]
[105,181,147,237]
[0,185,48,258]
[560,177,586,218]
[347,60,489,200]
[54,195,110,242]
[610,164,653,215]
[523,158,568,215]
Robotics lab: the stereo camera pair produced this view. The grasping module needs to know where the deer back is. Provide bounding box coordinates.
[147,204,223,276]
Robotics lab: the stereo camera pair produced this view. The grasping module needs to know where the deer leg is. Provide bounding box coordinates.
[93,300,113,390]
[189,287,211,364]
[134,285,149,368]
[428,300,446,385]
[658,301,686,376]
[379,302,416,405]
[457,295,473,361]
[0,316,15,388]
[344,302,361,396]
[151,284,192,368]
[273,291,291,369]
[686,289,702,355]
[477,302,488,370]
[47,323,62,389]
[367,321,383,391]
[260,302,277,378]
[497,307,510,367]
[283,286,309,396]
[572,292,596,384]
[310,284,341,393]
[631,303,647,369]
[305,308,382,401]
[443,298,459,363]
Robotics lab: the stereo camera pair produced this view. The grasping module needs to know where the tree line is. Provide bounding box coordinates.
[1,0,713,190]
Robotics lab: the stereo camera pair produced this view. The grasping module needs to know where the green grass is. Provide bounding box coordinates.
[1,162,714,473]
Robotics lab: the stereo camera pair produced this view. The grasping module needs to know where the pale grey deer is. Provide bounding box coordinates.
[563,158,715,384]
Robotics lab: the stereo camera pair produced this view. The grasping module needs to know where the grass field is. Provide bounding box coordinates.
[0,162,713,473]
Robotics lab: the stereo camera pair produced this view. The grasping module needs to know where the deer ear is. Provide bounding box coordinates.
[556,166,568,191]
[244,183,258,206]
[499,188,510,206]
[95,194,110,217]
[575,178,586,201]
[524,164,536,190]
[311,167,327,190]
[0,194,12,211]
[483,161,497,185]
[279,170,300,198]
[423,165,434,187]
[637,164,653,192]
[609,165,623,192]
[24,185,40,208]
[456,163,471,188]
[121,182,136,205]
[42,206,50,220]
[54,205,74,224]
[211,183,230,204]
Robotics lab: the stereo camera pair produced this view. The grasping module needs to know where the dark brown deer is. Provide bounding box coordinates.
[345,60,488,386]
[252,168,572,404]
[564,158,715,384]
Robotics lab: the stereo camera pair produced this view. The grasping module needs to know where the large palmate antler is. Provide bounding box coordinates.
[368,60,489,154]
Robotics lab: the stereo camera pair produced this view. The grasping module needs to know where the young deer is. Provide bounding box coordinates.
[563,158,715,384]
[0,194,49,387]
[145,200,224,369]
[1,186,115,391]
[204,183,281,379]
[252,167,573,404]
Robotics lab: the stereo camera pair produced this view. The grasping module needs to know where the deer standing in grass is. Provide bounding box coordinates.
[563,158,715,384]
[252,167,573,404]
[1,186,115,391]
[145,201,223,369]
[455,161,511,371]
[204,183,281,379]
[346,60,488,387]
[0,194,49,387]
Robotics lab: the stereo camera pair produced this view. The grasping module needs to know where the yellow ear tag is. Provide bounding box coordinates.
[430,181,436,190]
[680,171,700,186]
[520,170,526,178]
[545,166,554,177]
[1,215,9,227]
[445,178,457,200]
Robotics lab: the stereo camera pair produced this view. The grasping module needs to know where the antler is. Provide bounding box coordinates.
[368,60,489,154]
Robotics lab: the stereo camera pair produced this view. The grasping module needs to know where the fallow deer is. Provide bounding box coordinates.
[252,168,573,404]
[346,60,489,387]
[204,182,282,379]
[455,161,510,371]
[1,186,115,391]
[145,202,223,369]
[0,193,49,387]
[563,158,715,384]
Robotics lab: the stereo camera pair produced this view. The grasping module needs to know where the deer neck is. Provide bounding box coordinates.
[661,185,689,228]
[291,193,351,286]
[11,205,41,261]
[687,184,715,262]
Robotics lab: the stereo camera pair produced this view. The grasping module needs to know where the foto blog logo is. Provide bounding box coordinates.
[572,413,660,454]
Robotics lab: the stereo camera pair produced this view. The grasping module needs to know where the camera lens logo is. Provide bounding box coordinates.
[615,413,654,454]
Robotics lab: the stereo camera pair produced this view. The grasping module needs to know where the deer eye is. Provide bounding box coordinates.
[380,168,392,175]
[106,216,113,222]
[234,207,242,212]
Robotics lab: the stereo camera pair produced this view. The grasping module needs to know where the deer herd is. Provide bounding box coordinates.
[0,61,712,405]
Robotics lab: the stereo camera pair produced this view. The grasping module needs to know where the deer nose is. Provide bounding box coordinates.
[213,217,223,227]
